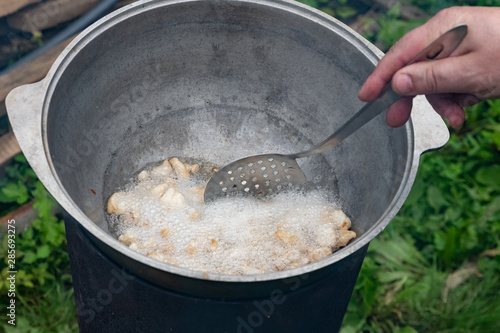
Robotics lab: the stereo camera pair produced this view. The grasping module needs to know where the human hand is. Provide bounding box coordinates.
[358,6,500,128]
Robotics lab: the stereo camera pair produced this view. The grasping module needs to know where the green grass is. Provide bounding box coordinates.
[1,0,500,332]
[0,156,77,332]
[342,100,500,332]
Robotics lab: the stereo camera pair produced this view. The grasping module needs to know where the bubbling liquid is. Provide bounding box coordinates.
[107,157,356,275]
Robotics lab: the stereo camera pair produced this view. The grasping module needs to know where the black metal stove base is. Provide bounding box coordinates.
[65,216,367,333]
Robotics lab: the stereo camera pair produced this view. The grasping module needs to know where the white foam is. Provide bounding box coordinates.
[108,159,355,275]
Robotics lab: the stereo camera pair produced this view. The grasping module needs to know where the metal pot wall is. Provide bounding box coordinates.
[6,0,448,299]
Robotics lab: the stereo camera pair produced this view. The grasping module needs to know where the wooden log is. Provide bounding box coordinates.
[0,37,74,168]
[0,131,21,167]
[0,200,61,233]
[0,201,35,234]
[0,36,73,103]
[0,0,41,18]
[7,0,100,32]
[0,37,73,168]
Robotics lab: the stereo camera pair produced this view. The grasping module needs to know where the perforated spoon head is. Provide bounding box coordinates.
[204,154,307,202]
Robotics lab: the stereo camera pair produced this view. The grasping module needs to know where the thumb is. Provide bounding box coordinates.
[391,57,470,96]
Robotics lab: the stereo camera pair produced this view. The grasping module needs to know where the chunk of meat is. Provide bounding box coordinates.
[151,183,170,198]
[151,159,173,179]
[337,229,356,248]
[169,157,190,179]
[160,187,186,208]
[107,191,140,219]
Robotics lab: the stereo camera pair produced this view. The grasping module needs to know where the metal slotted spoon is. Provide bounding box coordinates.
[204,24,468,202]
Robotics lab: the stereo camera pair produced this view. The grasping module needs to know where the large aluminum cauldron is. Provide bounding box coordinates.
[6,0,448,300]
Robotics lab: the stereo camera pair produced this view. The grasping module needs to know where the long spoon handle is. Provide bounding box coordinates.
[291,24,468,159]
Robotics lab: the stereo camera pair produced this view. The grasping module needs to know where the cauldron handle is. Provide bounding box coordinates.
[6,79,89,223]
[410,95,450,155]
[6,80,53,187]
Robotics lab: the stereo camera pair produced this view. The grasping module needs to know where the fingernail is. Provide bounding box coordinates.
[395,74,413,95]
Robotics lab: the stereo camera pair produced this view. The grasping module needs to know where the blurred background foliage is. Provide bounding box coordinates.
[1,0,500,332]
